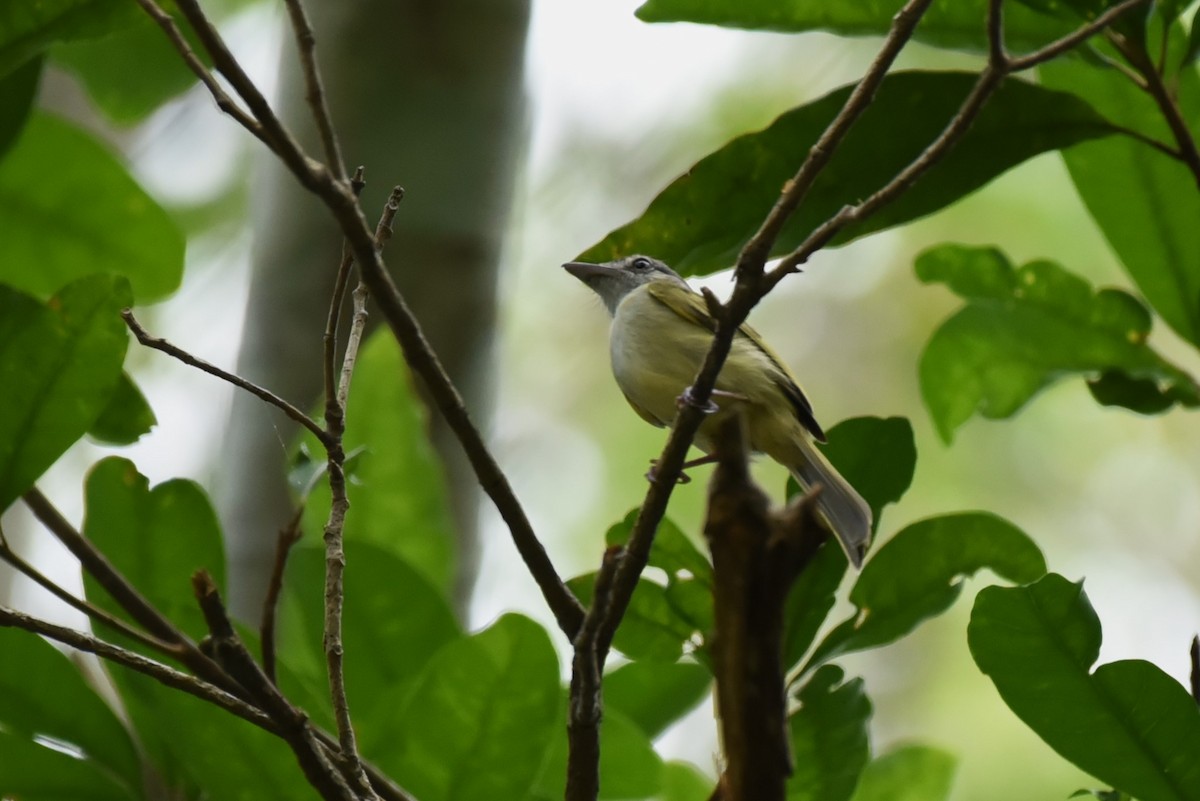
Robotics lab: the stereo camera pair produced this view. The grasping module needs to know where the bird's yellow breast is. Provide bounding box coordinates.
[608,283,800,455]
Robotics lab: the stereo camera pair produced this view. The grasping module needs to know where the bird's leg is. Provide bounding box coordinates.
[646,454,720,485]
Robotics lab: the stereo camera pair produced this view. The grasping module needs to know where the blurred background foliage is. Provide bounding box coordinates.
[2,0,1200,800]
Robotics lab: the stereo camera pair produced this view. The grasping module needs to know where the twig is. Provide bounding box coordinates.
[1006,0,1153,71]
[123,310,332,447]
[167,0,331,193]
[261,506,305,684]
[737,0,937,280]
[193,571,365,801]
[1108,26,1200,187]
[130,0,268,146]
[0,604,274,733]
[565,546,621,801]
[0,526,173,654]
[281,0,347,181]
[318,186,406,793]
[323,167,369,424]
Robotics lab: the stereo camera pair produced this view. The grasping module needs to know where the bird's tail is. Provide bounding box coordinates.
[786,438,872,568]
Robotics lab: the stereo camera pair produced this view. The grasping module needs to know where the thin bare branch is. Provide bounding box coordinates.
[261,506,305,684]
[282,0,347,181]
[1007,0,1153,71]
[0,526,175,654]
[0,604,273,732]
[737,0,938,281]
[123,310,332,447]
[130,0,268,146]
[324,166,369,425]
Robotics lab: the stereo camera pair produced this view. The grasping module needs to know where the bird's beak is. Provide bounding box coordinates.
[562,260,614,282]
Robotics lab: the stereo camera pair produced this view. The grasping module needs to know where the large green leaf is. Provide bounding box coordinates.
[369,614,561,801]
[0,628,142,795]
[82,456,225,641]
[0,114,184,300]
[281,541,461,739]
[661,762,714,801]
[916,245,1199,442]
[110,667,319,801]
[970,574,1200,801]
[0,55,40,157]
[636,0,1074,53]
[579,72,1116,277]
[787,665,871,801]
[0,0,137,77]
[604,660,711,740]
[819,416,916,532]
[0,730,136,801]
[299,330,455,594]
[849,745,957,801]
[0,276,129,511]
[782,542,848,673]
[804,512,1045,672]
[53,11,207,124]
[569,571,698,663]
[1041,42,1200,346]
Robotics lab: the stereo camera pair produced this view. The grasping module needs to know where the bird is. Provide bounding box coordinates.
[563,254,871,567]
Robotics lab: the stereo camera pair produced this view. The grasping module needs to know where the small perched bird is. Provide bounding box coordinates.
[563,254,871,567]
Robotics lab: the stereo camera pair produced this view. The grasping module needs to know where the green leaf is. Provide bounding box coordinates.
[596,511,713,660]
[636,0,1074,53]
[0,628,142,793]
[53,10,208,124]
[1041,44,1200,346]
[916,245,1199,442]
[782,541,848,672]
[0,0,138,77]
[88,371,156,445]
[0,276,129,511]
[820,416,917,531]
[299,330,455,594]
[605,660,711,740]
[109,668,319,801]
[82,456,225,641]
[0,55,40,157]
[369,614,561,801]
[569,572,697,662]
[281,542,461,735]
[0,114,184,301]
[787,665,871,801]
[849,745,958,801]
[662,761,714,801]
[579,72,1116,277]
[0,730,136,801]
[805,513,1045,672]
[970,574,1200,801]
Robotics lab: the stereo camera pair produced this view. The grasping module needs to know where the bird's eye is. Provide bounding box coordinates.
[631,257,652,270]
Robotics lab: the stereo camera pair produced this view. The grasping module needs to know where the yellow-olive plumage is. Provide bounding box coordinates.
[564,254,871,567]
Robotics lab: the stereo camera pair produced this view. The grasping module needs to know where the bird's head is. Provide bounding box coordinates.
[562,255,688,315]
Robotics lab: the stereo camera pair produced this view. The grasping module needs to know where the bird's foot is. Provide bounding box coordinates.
[646,454,721,485]
[675,386,749,413]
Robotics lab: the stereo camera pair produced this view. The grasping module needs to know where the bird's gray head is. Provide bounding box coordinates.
[562,255,688,315]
